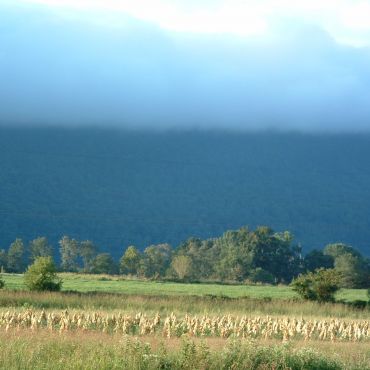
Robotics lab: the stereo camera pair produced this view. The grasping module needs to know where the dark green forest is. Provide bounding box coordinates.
[0,127,370,259]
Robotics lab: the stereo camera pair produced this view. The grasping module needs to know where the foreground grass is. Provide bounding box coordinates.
[0,331,368,370]
[3,273,368,302]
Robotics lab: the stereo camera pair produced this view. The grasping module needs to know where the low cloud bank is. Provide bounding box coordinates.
[1,3,370,132]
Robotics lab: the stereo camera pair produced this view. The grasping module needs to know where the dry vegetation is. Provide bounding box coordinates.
[1,309,369,343]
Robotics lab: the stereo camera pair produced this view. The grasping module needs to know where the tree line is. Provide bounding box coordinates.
[0,226,369,288]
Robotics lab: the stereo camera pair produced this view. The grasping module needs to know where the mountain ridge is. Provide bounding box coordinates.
[0,127,369,257]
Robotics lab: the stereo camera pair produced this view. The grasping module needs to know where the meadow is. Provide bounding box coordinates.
[2,273,368,301]
[0,273,369,369]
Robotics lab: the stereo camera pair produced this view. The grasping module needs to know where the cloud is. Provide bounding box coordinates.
[0,1,370,131]
[19,0,370,47]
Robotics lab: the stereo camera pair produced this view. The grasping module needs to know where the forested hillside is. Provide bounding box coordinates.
[0,127,369,257]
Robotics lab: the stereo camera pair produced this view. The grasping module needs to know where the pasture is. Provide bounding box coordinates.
[2,273,367,301]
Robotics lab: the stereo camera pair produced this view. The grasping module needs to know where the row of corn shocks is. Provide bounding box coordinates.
[0,310,369,342]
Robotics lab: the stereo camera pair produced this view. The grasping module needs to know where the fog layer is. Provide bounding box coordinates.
[1,3,370,131]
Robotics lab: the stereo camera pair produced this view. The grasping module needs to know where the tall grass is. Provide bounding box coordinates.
[1,331,365,370]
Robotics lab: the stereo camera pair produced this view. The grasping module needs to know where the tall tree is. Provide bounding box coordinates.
[251,228,301,283]
[29,237,53,262]
[214,227,255,281]
[0,249,7,272]
[7,238,25,273]
[171,255,192,280]
[120,246,141,275]
[91,253,118,274]
[334,253,369,288]
[141,244,172,278]
[79,240,97,273]
[176,238,215,280]
[59,236,79,272]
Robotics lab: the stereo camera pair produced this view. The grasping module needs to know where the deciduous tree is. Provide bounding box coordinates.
[79,240,97,273]
[120,246,141,275]
[29,236,53,262]
[171,255,192,280]
[59,236,79,272]
[7,238,25,273]
[91,253,117,274]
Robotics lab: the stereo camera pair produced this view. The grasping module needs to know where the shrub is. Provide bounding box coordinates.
[247,268,275,284]
[0,275,4,289]
[291,268,340,302]
[24,256,62,291]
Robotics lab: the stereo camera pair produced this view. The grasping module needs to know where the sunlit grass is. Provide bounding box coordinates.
[0,330,368,370]
[2,273,367,302]
[1,273,368,318]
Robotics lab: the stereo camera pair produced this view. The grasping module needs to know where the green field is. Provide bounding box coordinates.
[1,273,368,319]
[2,273,368,302]
[1,273,369,369]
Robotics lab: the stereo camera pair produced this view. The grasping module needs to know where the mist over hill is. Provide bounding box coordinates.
[0,127,369,257]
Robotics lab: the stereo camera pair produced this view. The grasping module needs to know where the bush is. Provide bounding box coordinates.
[24,257,62,291]
[291,268,340,302]
[0,275,4,289]
[247,268,275,284]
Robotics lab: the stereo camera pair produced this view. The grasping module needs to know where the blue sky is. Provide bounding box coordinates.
[1,0,370,131]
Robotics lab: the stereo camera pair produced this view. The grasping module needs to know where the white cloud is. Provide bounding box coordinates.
[13,0,370,46]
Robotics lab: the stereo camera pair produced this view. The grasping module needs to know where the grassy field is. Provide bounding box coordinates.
[2,273,368,302]
[1,273,369,369]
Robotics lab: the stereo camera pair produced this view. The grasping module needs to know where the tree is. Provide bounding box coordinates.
[334,253,369,288]
[120,246,141,275]
[7,238,25,273]
[176,238,215,280]
[252,228,302,283]
[291,268,340,302]
[171,255,192,280]
[29,236,53,262]
[59,236,79,271]
[213,227,301,283]
[91,253,118,274]
[0,249,7,272]
[79,240,97,273]
[304,249,334,272]
[321,243,369,289]
[214,227,255,281]
[24,256,62,291]
[141,244,172,278]
[323,243,361,259]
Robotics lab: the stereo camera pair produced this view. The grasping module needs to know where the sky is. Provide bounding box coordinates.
[1,0,370,131]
